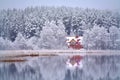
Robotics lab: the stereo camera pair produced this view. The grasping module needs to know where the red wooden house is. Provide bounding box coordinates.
[66,36,83,49]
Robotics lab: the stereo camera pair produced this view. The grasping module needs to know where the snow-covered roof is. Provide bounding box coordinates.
[66,36,83,43]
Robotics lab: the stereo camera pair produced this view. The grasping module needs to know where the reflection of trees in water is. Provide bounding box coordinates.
[0,55,120,80]
[64,69,83,80]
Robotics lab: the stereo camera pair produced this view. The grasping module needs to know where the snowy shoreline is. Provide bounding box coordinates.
[0,50,120,57]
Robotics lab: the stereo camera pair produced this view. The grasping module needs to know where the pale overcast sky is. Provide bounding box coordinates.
[0,0,120,10]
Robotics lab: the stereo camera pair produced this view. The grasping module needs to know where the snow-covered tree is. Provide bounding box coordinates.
[109,26,120,49]
[0,37,13,50]
[83,25,109,50]
[13,33,29,50]
[26,36,39,50]
[38,20,66,49]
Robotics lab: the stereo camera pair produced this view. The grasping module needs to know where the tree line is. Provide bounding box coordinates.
[0,6,120,50]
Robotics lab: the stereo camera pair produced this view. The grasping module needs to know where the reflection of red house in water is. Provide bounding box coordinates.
[69,55,83,65]
[66,55,83,69]
[66,36,83,49]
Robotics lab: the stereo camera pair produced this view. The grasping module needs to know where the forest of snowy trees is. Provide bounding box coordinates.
[0,6,120,50]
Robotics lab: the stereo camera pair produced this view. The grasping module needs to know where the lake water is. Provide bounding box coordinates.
[0,54,120,80]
